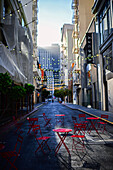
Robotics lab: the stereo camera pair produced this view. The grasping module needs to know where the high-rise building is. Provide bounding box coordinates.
[38,44,60,96]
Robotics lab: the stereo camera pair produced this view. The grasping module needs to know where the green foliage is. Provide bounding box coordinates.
[54,88,72,99]
[54,90,60,98]
[10,85,26,100]
[0,72,12,94]
[25,83,35,94]
[42,89,50,98]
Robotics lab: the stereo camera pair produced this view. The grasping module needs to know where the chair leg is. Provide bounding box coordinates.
[35,141,46,154]
[4,157,18,170]
[44,140,51,151]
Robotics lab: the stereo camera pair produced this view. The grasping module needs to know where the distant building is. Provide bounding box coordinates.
[60,24,74,102]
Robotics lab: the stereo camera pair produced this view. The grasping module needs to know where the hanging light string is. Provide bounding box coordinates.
[24,18,37,26]
[1,0,36,20]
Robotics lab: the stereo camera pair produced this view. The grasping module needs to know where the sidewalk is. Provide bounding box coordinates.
[0,103,45,134]
[62,103,113,125]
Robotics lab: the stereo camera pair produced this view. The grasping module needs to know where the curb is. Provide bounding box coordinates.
[0,103,44,134]
[62,104,113,125]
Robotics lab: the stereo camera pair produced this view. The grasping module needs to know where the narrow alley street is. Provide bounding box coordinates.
[0,102,113,170]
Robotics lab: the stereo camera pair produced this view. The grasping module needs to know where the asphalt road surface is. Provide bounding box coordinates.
[0,102,113,170]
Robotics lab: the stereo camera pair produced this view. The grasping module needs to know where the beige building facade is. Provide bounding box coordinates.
[72,0,94,105]
[60,24,74,97]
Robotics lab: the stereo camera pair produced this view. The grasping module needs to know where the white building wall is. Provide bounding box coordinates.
[21,0,33,35]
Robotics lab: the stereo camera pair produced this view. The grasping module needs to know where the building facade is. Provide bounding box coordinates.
[71,0,94,105]
[60,24,74,102]
[76,0,113,113]
[0,0,33,85]
[91,0,113,112]
[38,44,60,96]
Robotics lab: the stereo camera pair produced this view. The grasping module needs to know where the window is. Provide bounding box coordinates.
[98,0,111,45]
[103,14,108,40]
[103,45,113,72]
[108,8,112,34]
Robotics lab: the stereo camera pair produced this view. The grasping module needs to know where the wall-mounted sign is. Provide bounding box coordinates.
[86,33,93,64]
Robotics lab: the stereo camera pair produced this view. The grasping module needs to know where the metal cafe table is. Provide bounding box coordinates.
[53,128,72,155]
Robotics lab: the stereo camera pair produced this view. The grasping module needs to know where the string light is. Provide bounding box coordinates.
[0,0,36,20]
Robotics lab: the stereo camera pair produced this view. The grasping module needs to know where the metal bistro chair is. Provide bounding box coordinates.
[72,116,77,125]
[27,117,38,134]
[71,123,86,152]
[98,114,109,133]
[33,125,51,155]
[79,114,88,124]
[13,116,23,134]
[79,114,88,129]
[43,113,52,127]
[0,134,23,170]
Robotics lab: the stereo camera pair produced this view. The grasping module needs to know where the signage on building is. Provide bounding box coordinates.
[41,69,44,80]
[86,33,93,64]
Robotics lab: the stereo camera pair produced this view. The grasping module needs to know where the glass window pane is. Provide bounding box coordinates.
[100,22,103,44]
[103,14,108,40]
[108,8,112,34]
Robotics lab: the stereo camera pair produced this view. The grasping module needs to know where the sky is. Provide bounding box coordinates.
[37,0,73,47]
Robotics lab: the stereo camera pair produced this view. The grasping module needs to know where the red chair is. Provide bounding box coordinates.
[79,114,88,124]
[71,135,86,152]
[33,125,51,155]
[13,116,23,134]
[71,124,86,152]
[74,123,86,135]
[0,134,23,170]
[79,114,88,129]
[27,117,38,134]
[72,116,77,124]
[43,113,51,127]
[98,114,108,133]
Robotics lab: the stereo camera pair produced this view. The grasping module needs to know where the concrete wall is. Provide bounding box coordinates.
[79,0,94,42]
[21,0,33,35]
[108,78,113,112]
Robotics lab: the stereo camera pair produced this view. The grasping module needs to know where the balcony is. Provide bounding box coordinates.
[32,1,37,9]
[72,31,79,39]
[71,0,78,9]
[0,43,27,83]
[73,47,79,54]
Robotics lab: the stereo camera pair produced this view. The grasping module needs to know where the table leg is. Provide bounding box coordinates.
[88,120,99,135]
[55,132,70,155]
